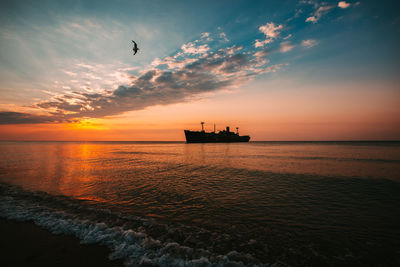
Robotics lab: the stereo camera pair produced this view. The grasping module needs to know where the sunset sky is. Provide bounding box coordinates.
[0,0,399,141]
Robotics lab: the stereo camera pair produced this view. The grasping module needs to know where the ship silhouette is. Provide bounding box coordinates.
[184,122,250,143]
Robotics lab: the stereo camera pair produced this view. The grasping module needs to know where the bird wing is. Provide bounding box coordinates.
[131,40,139,55]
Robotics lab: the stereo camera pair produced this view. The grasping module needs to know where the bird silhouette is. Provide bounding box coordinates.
[132,40,139,55]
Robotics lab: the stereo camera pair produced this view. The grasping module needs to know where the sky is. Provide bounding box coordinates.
[0,0,399,141]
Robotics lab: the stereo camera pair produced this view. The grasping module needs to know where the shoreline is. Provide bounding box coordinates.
[0,218,123,267]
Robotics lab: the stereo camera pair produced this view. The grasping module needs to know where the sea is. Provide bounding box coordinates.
[0,141,399,266]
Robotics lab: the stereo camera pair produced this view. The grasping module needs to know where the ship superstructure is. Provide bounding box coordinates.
[184,122,250,143]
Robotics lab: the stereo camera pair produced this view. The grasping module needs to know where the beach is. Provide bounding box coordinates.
[0,219,122,267]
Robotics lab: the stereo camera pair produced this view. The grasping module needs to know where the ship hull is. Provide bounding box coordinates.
[184,130,250,143]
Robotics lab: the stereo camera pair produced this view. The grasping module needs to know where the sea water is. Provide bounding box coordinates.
[0,141,399,266]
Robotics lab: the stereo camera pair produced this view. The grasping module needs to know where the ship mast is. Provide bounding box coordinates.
[214,124,216,133]
[201,121,204,132]
[236,127,239,134]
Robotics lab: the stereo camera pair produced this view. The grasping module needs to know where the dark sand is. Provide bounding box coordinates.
[0,219,124,267]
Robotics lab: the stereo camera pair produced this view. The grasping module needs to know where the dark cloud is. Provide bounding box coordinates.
[0,112,61,124]
[1,38,281,124]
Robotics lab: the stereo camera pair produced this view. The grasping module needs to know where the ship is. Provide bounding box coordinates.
[184,122,250,143]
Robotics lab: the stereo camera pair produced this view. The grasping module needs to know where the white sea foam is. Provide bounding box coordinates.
[0,184,265,266]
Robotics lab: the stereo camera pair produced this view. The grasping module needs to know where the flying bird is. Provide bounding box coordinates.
[132,40,139,55]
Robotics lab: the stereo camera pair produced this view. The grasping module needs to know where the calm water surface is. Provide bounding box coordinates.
[1,141,399,266]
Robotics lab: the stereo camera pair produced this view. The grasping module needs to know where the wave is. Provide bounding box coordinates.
[0,183,265,267]
[234,154,400,163]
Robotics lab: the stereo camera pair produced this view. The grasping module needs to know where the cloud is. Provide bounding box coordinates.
[301,39,318,48]
[301,1,336,23]
[63,70,77,76]
[259,22,283,38]
[181,42,210,54]
[219,32,229,42]
[26,40,277,122]
[76,63,96,70]
[151,57,197,70]
[283,34,292,40]
[280,41,295,53]
[254,39,273,48]
[304,1,351,23]
[255,21,284,48]
[338,1,351,9]
[305,16,318,23]
[0,112,61,124]
[200,32,213,42]
[306,5,334,23]
[201,32,210,38]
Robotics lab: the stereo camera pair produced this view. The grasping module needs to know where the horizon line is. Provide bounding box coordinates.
[0,140,399,143]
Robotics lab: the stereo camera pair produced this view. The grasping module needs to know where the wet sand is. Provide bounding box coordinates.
[0,219,123,267]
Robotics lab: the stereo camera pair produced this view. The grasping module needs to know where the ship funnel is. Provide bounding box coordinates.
[226,126,230,132]
[201,122,204,132]
[236,127,239,134]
